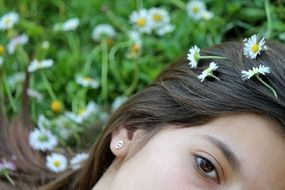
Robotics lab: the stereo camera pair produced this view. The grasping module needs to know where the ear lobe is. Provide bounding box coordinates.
[110,126,130,157]
[110,126,144,158]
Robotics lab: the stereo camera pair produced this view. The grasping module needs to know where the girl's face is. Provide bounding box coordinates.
[94,114,285,190]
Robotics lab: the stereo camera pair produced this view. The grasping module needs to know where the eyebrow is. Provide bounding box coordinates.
[202,135,241,172]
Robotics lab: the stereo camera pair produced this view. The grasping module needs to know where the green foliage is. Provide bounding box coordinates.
[0,0,284,149]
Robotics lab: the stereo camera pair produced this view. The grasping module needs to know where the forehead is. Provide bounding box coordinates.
[191,114,285,190]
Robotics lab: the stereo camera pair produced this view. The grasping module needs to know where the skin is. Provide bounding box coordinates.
[92,114,285,190]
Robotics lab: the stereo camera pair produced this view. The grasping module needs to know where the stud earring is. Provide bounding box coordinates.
[115,140,124,150]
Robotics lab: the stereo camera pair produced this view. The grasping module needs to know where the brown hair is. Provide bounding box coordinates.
[1,41,285,189]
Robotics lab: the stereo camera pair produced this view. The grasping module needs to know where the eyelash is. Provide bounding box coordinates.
[193,154,221,184]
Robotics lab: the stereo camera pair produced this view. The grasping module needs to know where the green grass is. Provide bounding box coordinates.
[0,0,284,150]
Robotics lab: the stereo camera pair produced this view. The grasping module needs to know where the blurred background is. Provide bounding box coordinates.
[0,0,285,178]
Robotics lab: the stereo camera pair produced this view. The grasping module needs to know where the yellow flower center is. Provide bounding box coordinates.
[205,68,211,73]
[37,134,48,142]
[192,6,200,14]
[106,37,113,45]
[251,44,259,53]
[83,77,92,82]
[51,100,63,113]
[53,160,60,167]
[136,18,145,27]
[130,44,140,53]
[4,18,11,26]
[78,108,86,115]
[0,45,5,55]
[194,52,200,62]
[153,14,162,22]
[34,61,42,69]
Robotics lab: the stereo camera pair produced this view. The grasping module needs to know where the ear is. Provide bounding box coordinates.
[110,126,143,158]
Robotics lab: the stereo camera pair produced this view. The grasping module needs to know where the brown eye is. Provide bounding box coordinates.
[195,155,220,183]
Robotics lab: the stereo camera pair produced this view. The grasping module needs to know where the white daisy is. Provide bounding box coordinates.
[61,18,80,31]
[127,42,142,59]
[76,76,99,88]
[128,30,141,44]
[0,160,16,171]
[187,45,200,68]
[0,12,19,31]
[201,10,214,21]
[46,153,68,173]
[243,34,267,59]
[99,112,109,122]
[7,34,28,54]
[0,57,3,66]
[241,65,277,98]
[186,0,206,20]
[37,114,50,128]
[279,32,285,41]
[80,101,98,114]
[92,24,116,42]
[55,116,73,139]
[112,96,128,112]
[70,153,89,170]
[0,159,16,185]
[197,62,219,82]
[29,128,58,151]
[8,72,25,89]
[129,9,153,34]
[65,101,98,124]
[127,31,142,58]
[27,88,43,102]
[156,24,175,36]
[149,8,170,28]
[42,41,50,49]
[53,23,62,31]
[28,59,54,72]
[187,45,226,68]
[241,65,270,80]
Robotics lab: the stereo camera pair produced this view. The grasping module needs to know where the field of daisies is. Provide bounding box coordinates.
[0,0,285,181]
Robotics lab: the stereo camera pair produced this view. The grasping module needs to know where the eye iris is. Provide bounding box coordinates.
[199,158,215,173]
[195,155,220,184]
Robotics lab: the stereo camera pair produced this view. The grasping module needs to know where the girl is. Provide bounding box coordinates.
[1,39,285,190]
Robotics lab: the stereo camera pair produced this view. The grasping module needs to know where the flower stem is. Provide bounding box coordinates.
[67,33,79,54]
[3,74,17,112]
[17,46,29,68]
[40,72,57,100]
[256,75,278,98]
[200,56,227,60]
[101,40,109,102]
[210,74,221,81]
[125,60,139,96]
[105,9,129,33]
[30,75,37,120]
[136,0,143,9]
[4,172,15,186]
[109,41,131,91]
[0,69,7,116]
[169,0,186,9]
[78,88,87,109]
[265,0,272,38]
[84,46,100,74]
[73,88,87,113]
[72,130,82,148]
